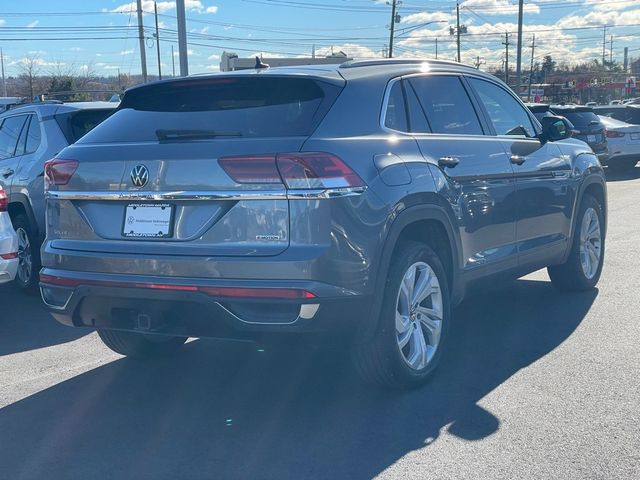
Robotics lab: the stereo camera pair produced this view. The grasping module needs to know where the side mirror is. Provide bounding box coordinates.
[540,115,571,142]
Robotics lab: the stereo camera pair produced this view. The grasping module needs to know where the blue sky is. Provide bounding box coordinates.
[1,0,639,77]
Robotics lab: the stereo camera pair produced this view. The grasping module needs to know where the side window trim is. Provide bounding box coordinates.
[381,72,490,137]
[464,74,541,137]
[0,114,29,159]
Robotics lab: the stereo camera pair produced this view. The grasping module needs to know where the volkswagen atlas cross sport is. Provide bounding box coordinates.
[40,59,607,388]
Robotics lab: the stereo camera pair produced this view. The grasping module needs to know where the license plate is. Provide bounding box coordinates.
[631,133,640,140]
[123,203,174,238]
[587,135,597,143]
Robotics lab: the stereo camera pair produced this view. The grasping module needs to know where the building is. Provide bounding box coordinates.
[220,51,352,72]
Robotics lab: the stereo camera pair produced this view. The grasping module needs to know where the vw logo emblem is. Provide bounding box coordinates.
[130,165,149,188]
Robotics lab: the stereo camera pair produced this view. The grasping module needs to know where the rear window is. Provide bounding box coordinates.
[55,109,114,144]
[553,110,599,126]
[80,77,342,142]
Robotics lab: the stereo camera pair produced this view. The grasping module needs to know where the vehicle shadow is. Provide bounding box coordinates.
[0,285,88,357]
[605,165,640,182]
[0,278,597,480]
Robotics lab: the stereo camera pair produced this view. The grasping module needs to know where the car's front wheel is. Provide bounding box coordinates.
[353,241,451,388]
[548,194,605,291]
[97,329,188,358]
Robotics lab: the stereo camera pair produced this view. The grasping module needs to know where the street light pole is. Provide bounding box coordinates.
[176,0,189,76]
[154,1,162,80]
[515,0,524,95]
[456,2,461,63]
[136,0,148,82]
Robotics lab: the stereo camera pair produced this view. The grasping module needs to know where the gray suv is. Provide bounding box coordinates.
[40,60,607,388]
[0,101,116,289]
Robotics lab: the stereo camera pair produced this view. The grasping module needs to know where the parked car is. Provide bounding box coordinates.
[547,105,608,163]
[41,59,607,388]
[0,187,18,284]
[585,101,597,107]
[593,104,640,125]
[0,101,116,289]
[598,115,640,171]
[526,103,577,137]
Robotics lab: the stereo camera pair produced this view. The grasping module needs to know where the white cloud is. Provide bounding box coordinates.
[208,53,220,60]
[106,1,206,14]
[69,47,84,52]
[206,6,219,14]
[401,12,450,24]
[120,49,135,55]
[555,9,640,29]
[26,20,39,28]
[461,0,540,16]
[315,44,378,58]
[0,19,6,27]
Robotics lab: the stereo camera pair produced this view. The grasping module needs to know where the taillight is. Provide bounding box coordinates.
[605,130,625,138]
[44,159,79,189]
[0,190,7,212]
[0,252,18,260]
[219,152,365,190]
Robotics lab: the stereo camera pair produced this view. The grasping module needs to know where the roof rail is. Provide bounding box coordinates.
[339,58,464,69]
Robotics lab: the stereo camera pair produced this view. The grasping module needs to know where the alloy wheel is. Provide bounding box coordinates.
[395,261,443,371]
[579,207,602,280]
[16,227,32,285]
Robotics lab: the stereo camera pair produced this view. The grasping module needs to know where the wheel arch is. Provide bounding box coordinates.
[8,193,39,238]
[360,202,463,343]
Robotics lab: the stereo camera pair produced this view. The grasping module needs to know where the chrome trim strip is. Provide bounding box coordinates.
[46,186,367,201]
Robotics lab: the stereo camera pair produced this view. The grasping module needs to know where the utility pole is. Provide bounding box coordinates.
[602,25,607,68]
[528,34,535,101]
[171,45,176,77]
[610,35,613,65]
[456,2,461,63]
[474,56,485,69]
[515,0,524,95]
[154,1,162,80]
[0,48,6,97]
[176,0,189,76]
[623,46,629,73]
[136,0,148,82]
[388,0,398,58]
[502,32,511,85]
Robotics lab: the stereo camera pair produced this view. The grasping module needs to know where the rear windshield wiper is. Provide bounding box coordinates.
[156,129,243,141]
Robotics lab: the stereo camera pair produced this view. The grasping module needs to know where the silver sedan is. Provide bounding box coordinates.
[599,115,640,171]
[0,188,18,284]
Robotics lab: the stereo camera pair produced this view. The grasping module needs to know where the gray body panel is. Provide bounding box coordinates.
[40,60,607,336]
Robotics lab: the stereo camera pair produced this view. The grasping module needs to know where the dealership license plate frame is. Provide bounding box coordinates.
[630,133,640,141]
[122,203,175,238]
[587,134,597,143]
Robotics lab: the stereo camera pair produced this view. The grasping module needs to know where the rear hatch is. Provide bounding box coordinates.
[46,74,344,257]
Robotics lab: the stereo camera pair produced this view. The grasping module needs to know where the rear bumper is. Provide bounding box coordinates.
[40,268,372,339]
[0,258,18,284]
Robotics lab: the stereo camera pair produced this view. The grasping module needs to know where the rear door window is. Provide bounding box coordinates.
[25,115,42,154]
[468,77,536,137]
[0,115,28,159]
[408,76,483,135]
[81,77,343,143]
[554,110,599,127]
[384,81,408,132]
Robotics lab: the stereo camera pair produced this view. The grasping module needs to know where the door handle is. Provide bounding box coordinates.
[1,168,14,178]
[438,156,460,168]
[510,155,526,165]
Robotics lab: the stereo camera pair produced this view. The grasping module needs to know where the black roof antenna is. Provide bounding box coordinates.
[255,56,270,69]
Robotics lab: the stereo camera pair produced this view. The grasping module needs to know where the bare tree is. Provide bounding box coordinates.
[16,55,43,99]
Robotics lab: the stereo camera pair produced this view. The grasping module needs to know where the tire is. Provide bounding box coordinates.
[97,329,187,358]
[353,241,451,389]
[11,213,40,291]
[548,194,605,291]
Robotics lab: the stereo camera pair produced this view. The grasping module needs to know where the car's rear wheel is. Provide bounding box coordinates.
[353,241,451,388]
[548,194,605,291]
[11,214,40,291]
[97,329,188,358]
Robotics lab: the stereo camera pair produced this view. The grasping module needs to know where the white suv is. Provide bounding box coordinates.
[0,187,18,284]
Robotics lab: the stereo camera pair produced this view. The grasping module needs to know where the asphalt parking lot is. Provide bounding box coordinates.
[1,168,639,480]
